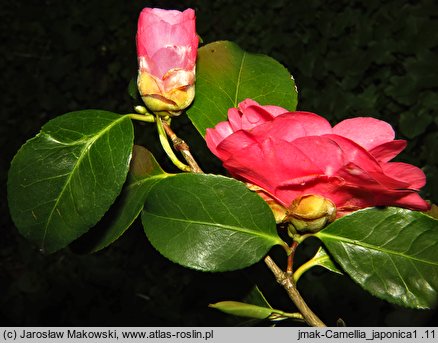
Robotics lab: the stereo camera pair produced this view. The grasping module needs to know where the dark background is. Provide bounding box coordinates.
[1,0,437,326]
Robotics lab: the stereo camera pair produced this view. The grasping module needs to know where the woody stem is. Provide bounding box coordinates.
[264,255,326,327]
[286,241,299,276]
[162,121,203,173]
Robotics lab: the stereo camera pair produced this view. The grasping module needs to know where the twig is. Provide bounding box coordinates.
[162,121,203,173]
[286,241,299,276]
[264,255,326,327]
[156,116,191,172]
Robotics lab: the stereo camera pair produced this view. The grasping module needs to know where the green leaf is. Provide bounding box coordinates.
[74,145,171,253]
[244,286,273,309]
[316,207,438,309]
[294,246,343,283]
[7,110,134,253]
[210,286,304,322]
[187,40,298,136]
[128,77,140,101]
[209,301,273,320]
[142,174,283,272]
[311,247,342,274]
[309,246,343,275]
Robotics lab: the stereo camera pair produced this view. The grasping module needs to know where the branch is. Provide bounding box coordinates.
[156,116,191,172]
[264,255,326,327]
[162,121,203,174]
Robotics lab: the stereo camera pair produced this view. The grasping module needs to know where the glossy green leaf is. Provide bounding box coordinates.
[187,40,298,135]
[7,110,134,253]
[308,246,343,275]
[316,207,438,309]
[294,246,343,283]
[210,285,304,322]
[425,204,438,220]
[142,174,283,272]
[75,145,171,253]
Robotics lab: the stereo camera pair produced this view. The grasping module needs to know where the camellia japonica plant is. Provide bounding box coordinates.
[7,7,438,326]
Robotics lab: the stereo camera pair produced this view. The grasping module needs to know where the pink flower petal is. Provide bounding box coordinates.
[136,8,198,77]
[240,105,275,130]
[205,99,429,215]
[205,122,233,157]
[381,162,427,189]
[381,191,430,211]
[276,175,348,208]
[369,140,407,162]
[239,99,289,117]
[220,136,323,202]
[322,134,384,175]
[238,99,289,116]
[141,8,195,26]
[333,117,395,150]
[251,112,332,143]
[321,135,413,190]
[291,136,345,176]
[337,161,409,190]
[151,48,188,78]
[261,105,290,117]
[227,108,242,131]
[138,8,196,46]
[162,68,195,92]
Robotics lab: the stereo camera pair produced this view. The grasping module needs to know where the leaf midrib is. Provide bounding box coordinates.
[127,173,170,189]
[41,115,129,249]
[234,51,246,106]
[317,231,438,266]
[143,211,281,245]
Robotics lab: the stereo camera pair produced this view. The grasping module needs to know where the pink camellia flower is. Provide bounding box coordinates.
[206,99,429,222]
[136,8,198,115]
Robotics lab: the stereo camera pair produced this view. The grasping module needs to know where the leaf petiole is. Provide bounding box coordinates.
[293,254,331,283]
[268,310,304,322]
[156,115,191,172]
[292,232,314,244]
[127,113,156,123]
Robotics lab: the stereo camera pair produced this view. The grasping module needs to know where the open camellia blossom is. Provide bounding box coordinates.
[206,99,430,222]
[136,8,198,115]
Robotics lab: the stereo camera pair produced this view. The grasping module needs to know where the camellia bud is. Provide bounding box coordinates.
[136,8,199,116]
[287,195,336,233]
